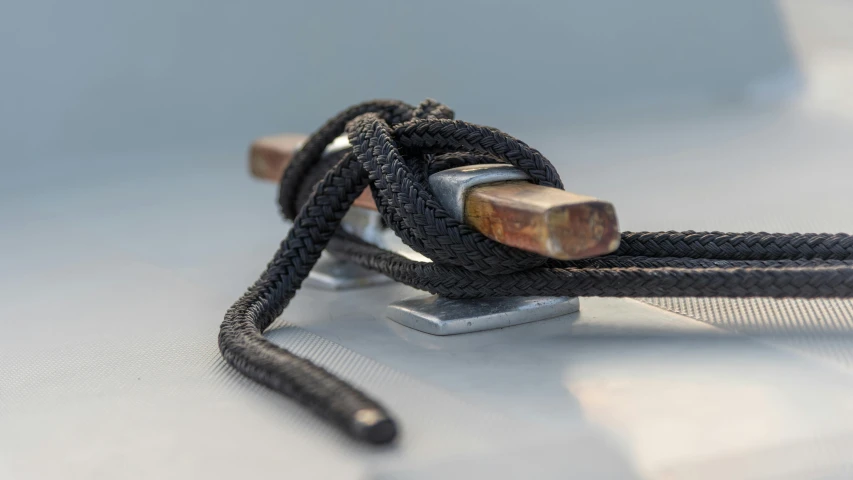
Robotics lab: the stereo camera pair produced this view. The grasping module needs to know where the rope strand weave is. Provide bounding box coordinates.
[219,99,853,444]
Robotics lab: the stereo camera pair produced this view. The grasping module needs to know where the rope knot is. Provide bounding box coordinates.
[281,99,564,275]
[221,97,853,445]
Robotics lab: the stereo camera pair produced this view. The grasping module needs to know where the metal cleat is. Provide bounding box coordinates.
[250,135,620,333]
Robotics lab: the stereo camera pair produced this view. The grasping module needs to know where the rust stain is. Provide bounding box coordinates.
[465,181,620,260]
[249,133,377,209]
[249,135,619,260]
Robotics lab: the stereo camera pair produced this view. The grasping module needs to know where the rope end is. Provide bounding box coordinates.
[351,408,398,445]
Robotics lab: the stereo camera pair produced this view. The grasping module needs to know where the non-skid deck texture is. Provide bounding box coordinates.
[644,298,853,372]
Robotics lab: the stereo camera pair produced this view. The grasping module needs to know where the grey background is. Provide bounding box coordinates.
[2,1,793,166]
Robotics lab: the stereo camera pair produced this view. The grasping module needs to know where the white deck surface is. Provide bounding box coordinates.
[3,1,853,478]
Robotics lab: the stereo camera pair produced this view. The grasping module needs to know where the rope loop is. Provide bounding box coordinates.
[282,99,565,274]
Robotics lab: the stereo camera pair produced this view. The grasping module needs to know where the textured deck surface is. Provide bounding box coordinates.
[3,1,853,478]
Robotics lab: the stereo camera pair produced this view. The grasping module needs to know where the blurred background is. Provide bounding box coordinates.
[0,1,810,176]
[2,1,853,479]
[0,0,800,157]
[2,0,851,229]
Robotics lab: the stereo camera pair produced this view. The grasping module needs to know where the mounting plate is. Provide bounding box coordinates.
[304,253,393,290]
[385,295,580,335]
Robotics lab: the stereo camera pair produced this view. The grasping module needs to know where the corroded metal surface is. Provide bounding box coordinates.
[250,137,620,260]
[248,133,307,180]
[248,133,377,209]
[465,181,620,260]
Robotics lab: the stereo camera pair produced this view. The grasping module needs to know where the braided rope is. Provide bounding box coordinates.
[220,99,853,445]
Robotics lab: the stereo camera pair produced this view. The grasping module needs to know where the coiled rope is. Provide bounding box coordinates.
[219,99,853,444]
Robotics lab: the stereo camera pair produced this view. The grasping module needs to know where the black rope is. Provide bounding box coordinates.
[219,99,853,445]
